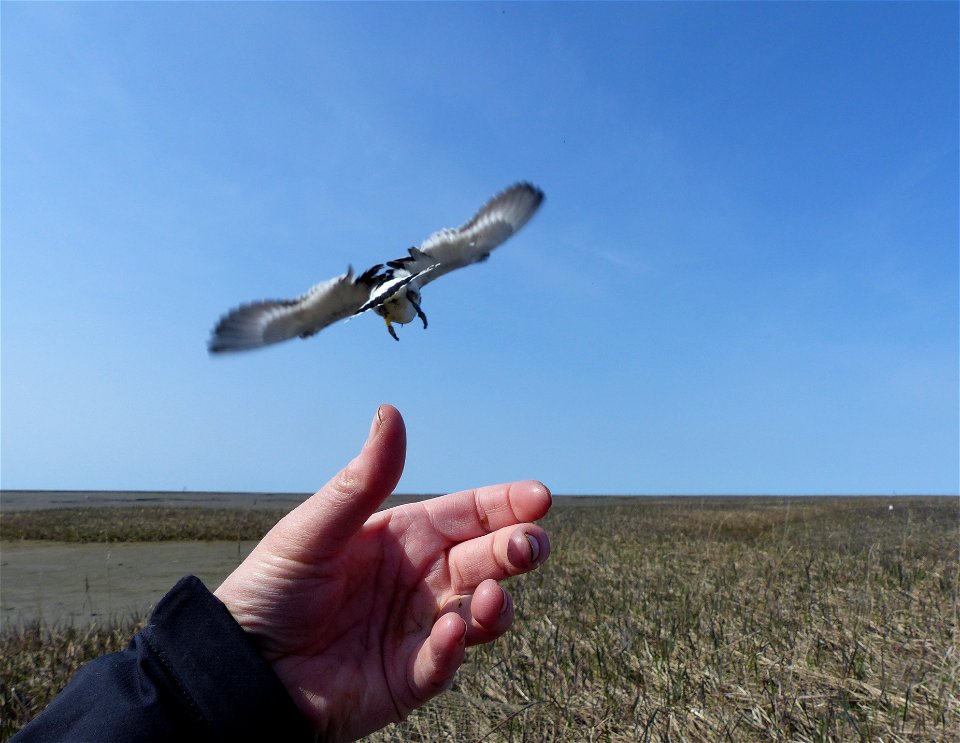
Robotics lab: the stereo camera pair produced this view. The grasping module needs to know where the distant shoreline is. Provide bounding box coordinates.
[1,489,948,513]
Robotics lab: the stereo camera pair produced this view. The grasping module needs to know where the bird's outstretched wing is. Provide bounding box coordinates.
[209,265,381,353]
[389,182,544,286]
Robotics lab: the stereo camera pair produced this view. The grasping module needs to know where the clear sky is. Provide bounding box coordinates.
[2,2,957,496]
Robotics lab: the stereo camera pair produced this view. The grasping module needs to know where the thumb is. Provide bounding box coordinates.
[267,404,406,560]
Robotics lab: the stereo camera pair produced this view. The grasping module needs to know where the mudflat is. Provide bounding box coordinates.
[0,490,564,625]
[1,540,256,626]
[0,491,290,625]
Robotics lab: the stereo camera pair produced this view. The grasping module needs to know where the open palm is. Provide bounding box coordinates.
[214,405,552,741]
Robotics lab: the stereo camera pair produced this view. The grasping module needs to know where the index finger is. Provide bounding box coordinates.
[418,480,552,544]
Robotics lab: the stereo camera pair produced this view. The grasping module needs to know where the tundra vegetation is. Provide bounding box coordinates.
[1,496,956,741]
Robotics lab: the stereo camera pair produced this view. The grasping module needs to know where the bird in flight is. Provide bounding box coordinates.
[208,182,544,353]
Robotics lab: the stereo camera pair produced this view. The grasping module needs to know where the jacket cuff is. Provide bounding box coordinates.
[142,575,313,741]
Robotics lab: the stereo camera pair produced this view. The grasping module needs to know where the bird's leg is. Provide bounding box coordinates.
[407,290,428,329]
[383,316,399,341]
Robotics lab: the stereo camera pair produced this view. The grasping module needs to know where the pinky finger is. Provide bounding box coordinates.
[410,612,467,702]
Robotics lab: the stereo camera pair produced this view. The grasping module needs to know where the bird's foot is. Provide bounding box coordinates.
[384,317,400,341]
[407,290,428,329]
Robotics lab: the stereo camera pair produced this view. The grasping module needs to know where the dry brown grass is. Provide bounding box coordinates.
[1,618,146,738]
[2,496,957,741]
[1,505,289,542]
[375,497,959,742]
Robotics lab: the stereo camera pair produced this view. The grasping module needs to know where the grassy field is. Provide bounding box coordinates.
[2,496,957,741]
[1,504,292,542]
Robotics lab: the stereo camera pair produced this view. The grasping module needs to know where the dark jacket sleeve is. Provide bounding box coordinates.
[13,575,314,742]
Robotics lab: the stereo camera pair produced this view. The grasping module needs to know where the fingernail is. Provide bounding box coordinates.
[367,405,384,443]
[525,533,540,564]
[499,589,510,615]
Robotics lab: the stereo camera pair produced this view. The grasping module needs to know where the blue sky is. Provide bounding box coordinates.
[2,2,957,496]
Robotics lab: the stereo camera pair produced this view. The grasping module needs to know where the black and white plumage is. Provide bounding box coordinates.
[208,182,544,353]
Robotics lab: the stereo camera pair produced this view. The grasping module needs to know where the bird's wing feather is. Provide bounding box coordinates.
[208,266,379,353]
[412,182,544,286]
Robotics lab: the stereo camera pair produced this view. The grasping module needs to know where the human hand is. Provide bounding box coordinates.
[214,405,552,741]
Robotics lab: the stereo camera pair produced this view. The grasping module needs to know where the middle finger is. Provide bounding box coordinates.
[445,523,550,594]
